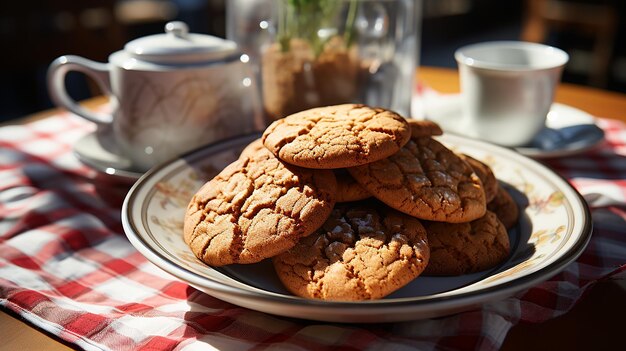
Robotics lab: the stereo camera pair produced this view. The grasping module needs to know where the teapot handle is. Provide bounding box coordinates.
[47,55,114,125]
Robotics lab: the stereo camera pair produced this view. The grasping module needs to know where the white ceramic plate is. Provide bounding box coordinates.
[122,133,592,323]
[415,93,605,158]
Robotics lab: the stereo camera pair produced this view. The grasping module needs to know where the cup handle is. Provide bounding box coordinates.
[47,55,114,125]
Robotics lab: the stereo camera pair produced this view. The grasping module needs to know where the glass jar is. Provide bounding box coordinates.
[227,0,420,120]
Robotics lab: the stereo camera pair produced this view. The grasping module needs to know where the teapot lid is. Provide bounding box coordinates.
[124,21,238,64]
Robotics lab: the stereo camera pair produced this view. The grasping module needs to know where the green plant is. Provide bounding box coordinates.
[277,0,358,55]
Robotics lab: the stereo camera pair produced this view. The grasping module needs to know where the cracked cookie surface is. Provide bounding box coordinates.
[348,136,486,223]
[184,147,337,266]
[488,186,519,229]
[239,138,266,159]
[262,104,411,169]
[334,169,371,203]
[273,203,430,301]
[423,211,510,276]
[459,154,498,203]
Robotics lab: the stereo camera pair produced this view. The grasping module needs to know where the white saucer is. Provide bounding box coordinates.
[415,94,605,158]
[73,129,143,183]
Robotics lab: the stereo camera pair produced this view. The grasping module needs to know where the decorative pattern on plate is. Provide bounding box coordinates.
[123,133,590,322]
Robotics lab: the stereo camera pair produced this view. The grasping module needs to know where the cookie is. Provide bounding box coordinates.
[184,147,337,266]
[262,104,411,169]
[423,211,510,276]
[273,203,430,301]
[239,138,266,159]
[407,119,443,138]
[459,154,498,203]
[488,186,519,229]
[348,136,486,223]
[334,169,371,203]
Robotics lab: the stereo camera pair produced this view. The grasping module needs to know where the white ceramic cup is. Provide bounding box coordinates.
[455,41,569,147]
[48,22,264,171]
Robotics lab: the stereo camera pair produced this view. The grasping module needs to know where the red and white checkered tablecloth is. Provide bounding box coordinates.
[1,109,625,351]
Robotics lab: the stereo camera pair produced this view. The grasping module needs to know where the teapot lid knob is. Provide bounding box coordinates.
[165,21,189,39]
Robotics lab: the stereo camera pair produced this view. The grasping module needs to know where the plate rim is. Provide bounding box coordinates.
[121,133,593,317]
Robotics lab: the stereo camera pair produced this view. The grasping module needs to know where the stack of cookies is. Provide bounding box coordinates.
[184,104,519,301]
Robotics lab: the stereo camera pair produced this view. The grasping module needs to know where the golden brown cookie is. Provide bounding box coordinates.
[407,119,443,138]
[239,138,266,159]
[184,147,337,266]
[334,169,371,203]
[423,211,510,276]
[348,137,486,223]
[459,154,498,203]
[488,186,519,229]
[262,104,411,169]
[273,203,430,301]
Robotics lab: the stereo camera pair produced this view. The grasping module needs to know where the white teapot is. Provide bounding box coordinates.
[48,21,264,171]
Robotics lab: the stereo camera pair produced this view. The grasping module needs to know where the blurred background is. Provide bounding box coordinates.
[1,0,625,123]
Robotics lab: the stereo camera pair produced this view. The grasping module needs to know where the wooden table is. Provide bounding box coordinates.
[1,66,625,350]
